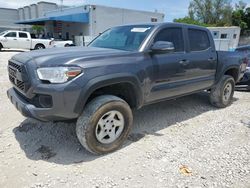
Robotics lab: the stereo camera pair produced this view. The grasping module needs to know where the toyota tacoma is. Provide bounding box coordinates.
[7,23,247,154]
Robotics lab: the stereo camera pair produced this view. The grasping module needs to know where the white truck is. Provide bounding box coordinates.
[53,39,74,48]
[0,30,53,51]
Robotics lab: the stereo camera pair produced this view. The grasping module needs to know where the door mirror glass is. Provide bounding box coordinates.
[151,41,175,53]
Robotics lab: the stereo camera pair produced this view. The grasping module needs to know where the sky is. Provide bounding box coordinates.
[0,0,250,21]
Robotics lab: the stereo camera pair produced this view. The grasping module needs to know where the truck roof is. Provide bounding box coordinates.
[3,30,29,33]
[115,22,209,31]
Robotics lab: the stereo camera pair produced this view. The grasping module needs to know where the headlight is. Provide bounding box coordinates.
[37,67,82,83]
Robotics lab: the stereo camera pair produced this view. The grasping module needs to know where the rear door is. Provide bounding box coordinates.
[18,32,31,49]
[2,31,18,48]
[184,27,217,89]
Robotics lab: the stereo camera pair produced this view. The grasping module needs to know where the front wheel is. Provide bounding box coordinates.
[76,95,133,155]
[209,75,235,108]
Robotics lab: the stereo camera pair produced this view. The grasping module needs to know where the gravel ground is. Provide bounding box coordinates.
[0,50,250,188]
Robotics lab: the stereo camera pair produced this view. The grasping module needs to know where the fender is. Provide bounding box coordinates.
[74,73,144,114]
[215,64,240,85]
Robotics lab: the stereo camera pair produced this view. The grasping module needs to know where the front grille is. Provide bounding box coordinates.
[8,60,26,92]
[8,61,22,72]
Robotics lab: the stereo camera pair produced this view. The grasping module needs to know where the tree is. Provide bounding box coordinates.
[232,1,250,34]
[31,25,44,35]
[174,17,214,27]
[188,0,233,26]
[174,0,250,34]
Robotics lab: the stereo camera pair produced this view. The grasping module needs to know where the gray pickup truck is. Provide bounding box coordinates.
[7,23,247,154]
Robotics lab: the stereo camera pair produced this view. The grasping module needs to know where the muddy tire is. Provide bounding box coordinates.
[76,95,133,155]
[210,75,235,108]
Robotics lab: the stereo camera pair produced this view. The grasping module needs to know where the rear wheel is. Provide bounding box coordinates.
[0,43,3,51]
[34,44,45,50]
[76,95,133,155]
[210,75,235,108]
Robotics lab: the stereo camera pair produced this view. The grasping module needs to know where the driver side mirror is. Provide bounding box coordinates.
[151,41,175,53]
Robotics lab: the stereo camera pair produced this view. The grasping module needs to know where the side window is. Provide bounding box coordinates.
[221,34,227,39]
[4,32,16,38]
[19,32,28,38]
[212,31,219,39]
[154,28,184,52]
[188,29,210,51]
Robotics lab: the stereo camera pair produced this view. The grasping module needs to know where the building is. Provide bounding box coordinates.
[16,4,165,45]
[208,26,241,51]
[0,2,59,32]
[0,8,24,32]
[0,1,164,45]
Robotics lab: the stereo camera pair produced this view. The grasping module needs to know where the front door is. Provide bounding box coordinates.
[2,31,18,48]
[147,27,190,102]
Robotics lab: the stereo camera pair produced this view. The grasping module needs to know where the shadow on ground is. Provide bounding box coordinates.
[1,50,26,53]
[13,92,238,164]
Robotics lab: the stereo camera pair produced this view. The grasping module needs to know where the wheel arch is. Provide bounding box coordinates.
[34,43,45,49]
[74,73,143,115]
[223,66,239,82]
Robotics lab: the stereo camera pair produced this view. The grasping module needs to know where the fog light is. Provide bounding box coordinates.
[39,95,52,108]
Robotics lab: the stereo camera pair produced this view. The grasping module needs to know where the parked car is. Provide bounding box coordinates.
[235,45,250,90]
[7,23,247,154]
[53,39,75,48]
[0,30,53,51]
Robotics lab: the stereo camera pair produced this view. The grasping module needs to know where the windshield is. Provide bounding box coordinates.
[89,25,154,51]
[0,31,8,36]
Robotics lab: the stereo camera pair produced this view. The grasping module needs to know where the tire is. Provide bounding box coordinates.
[64,44,70,47]
[209,75,235,108]
[34,44,45,50]
[0,43,2,51]
[76,95,133,155]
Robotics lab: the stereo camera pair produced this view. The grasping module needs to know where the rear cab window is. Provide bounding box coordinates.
[188,29,210,52]
[235,46,250,53]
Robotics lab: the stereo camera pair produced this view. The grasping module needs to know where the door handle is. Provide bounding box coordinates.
[13,39,17,40]
[26,39,30,41]
[179,60,190,66]
[208,57,216,62]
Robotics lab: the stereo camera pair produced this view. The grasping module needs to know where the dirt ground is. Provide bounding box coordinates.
[0,50,250,188]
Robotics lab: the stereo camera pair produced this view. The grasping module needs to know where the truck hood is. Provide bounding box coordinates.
[11,46,130,67]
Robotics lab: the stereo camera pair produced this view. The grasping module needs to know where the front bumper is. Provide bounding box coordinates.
[7,87,81,122]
